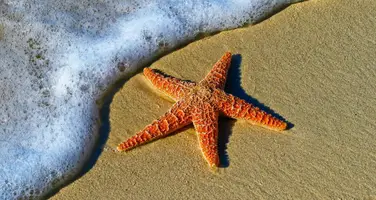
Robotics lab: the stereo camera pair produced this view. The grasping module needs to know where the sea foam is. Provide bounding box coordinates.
[0,0,300,199]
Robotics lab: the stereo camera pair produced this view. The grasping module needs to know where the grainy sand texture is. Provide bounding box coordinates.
[53,0,376,199]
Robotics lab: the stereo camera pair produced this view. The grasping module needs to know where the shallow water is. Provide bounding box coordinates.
[0,0,300,199]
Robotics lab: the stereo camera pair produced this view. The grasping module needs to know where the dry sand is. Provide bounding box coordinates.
[53,0,376,199]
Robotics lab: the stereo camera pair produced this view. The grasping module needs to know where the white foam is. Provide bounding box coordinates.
[0,0,301,199]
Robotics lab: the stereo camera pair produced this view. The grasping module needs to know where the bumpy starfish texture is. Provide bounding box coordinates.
[117,52,287,168]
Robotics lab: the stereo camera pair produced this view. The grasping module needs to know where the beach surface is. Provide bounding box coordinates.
[53,0,376,199]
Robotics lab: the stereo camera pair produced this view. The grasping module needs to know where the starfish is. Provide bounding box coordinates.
[117,52,287,168]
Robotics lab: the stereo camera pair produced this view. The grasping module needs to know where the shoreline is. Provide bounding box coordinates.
[53,0,376,199]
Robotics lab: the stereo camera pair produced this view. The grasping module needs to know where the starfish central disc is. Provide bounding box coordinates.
[117,52,288,169]
[189,85,214,101]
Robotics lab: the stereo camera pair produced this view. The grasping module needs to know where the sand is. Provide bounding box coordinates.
[52,0,376,199]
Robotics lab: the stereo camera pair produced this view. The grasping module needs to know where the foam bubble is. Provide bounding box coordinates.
[0,0,301,199]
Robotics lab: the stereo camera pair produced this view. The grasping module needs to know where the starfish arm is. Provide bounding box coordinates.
[192,103,220,168]
[117,100,192,151]
[144,68,196,100]
[214,90,287,131]
[201,52,232,89]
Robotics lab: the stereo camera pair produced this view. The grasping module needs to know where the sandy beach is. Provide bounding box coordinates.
[53,0,376,199]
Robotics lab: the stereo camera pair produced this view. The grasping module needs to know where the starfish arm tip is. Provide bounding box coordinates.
[116,145,124,152]
[117,143,132,152]
[274,121,288,131]
[209,165,219,172]
[281,122,288,130]
[261,120,288,131]
[143,67,151,73]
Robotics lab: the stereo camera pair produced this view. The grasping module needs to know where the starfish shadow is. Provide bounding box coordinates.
[218,117,235,168]
[226,54,292,127]
[217,54,293,168]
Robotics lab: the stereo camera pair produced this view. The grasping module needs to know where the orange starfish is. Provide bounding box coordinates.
[117,52,287,168]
